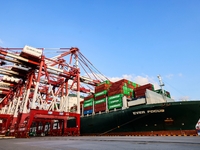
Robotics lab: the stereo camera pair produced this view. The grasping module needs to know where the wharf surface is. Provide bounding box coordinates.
[0,136,200,150]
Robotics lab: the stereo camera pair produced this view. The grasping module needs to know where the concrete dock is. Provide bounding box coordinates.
[0,136,200,150]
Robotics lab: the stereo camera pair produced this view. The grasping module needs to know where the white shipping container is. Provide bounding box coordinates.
[128,98,146,107]
[22,45,42,58]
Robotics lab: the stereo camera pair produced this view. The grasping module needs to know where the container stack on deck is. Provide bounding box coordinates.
[94,81,111,113]
[108,79,136,110]
[82,79,155,115]
[81,78,170,115]
[83,95,94,115]
[134,83,154,98]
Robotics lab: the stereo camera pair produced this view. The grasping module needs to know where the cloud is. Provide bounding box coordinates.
[178,73,183,77]
[165,74,174,79]
[165,73,183,79]
[177,96,190,101]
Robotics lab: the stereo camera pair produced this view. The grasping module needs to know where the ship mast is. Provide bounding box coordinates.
[157,75,166,102]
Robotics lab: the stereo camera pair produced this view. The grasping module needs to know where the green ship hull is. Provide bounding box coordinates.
[77,100,200,136]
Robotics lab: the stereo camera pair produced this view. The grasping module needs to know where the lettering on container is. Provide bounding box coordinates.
[95,98,106,104]
[25,46,42,54]
[109,99,120,104]
[108,94,123,100]
[133,109,165,115]
[95,90,106,97]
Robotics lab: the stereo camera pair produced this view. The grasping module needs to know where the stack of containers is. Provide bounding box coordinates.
[83,94,94,115]
[134,83,154,98]
[107,79,139,110]
[94,80,112,113]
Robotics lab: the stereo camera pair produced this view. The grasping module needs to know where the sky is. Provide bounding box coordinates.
[0,0,200,101]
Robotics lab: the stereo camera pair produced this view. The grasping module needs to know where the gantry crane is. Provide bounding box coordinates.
[0,45,104,137]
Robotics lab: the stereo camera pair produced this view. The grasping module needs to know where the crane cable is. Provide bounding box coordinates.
[78,52,110,82]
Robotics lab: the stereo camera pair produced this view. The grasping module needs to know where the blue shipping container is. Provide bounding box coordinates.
[83,109,93,115]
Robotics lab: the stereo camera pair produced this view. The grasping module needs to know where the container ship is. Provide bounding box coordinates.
[69,76,200,136]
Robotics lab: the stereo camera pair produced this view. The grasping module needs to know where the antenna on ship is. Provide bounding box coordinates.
[157,75,166,102]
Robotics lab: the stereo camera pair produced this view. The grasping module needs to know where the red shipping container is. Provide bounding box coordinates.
[94,102,106,108]
[134,90,146,95]
[127,84,135,89]
[95,83,110,90]
[84,94,94,101]
[114,79,129,85]
[135,83,153,91]
[109,85,124,91]
[95,94,107,100]
[94,106,106,113]
[84,106,93,111]
[95,86,110,93]
[110,82,126,89]
[108,89,125,96]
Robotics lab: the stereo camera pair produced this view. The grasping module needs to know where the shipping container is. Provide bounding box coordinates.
[95,83,111,93]
[94,94,107,100]
[95,86,110,93]
[83,102,93,108]
[94,98,106,105]
[94,102,106,113]
[83,99,93,108]
[83,109,93,115]
[108,103,123,110]
[83,106,93,111]
[135,83,154,91]
[94,107,106,113]
[108,94,124,101]
[84,98,94,103]
[97,80,112,86]
[108,98,122,105]
[84,94,94,101]
[94,90,107,97]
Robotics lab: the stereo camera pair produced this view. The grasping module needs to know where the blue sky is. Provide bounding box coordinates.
[0,0,200,100]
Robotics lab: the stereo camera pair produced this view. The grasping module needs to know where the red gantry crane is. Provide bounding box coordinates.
[0,45,104,138]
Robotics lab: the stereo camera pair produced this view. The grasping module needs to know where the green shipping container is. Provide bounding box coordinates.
[108,98,122,105]
[108,103,123,110]
[84,98,94,104]
[94,90,107,97]
[94,98,106,105]
[108,94,124,101]
[132,82,139,88]
[122,86,129,95]
[84,101,93,107]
